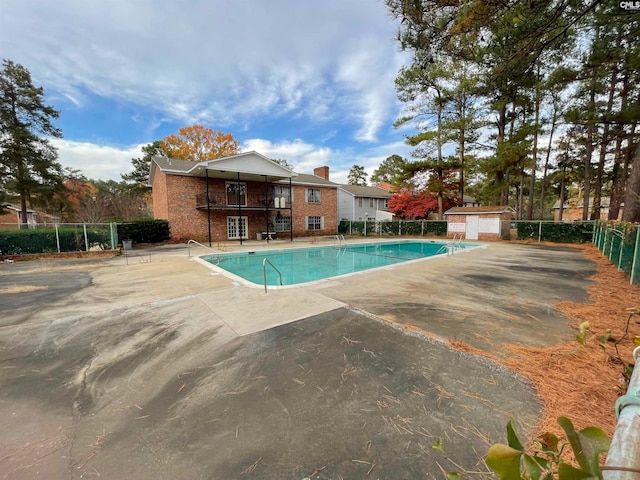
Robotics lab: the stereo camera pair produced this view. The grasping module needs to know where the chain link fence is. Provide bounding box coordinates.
[593,221,640,285]
[338,220,447,237]
[0,223,118,255]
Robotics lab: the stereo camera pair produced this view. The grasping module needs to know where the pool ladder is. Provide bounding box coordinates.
[262,258,283,293]
[187,239,220,263]
[334,234,346,247]
[437,234,464,256]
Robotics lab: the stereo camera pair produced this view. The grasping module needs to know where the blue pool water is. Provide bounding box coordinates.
[202,240,476,287]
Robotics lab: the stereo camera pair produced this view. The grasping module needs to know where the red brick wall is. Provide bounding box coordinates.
[553,207,624,221]
[290,185,337,236]
[153,172,339,241]
[151,165,169,220]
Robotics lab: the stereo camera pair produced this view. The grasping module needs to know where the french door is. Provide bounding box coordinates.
[227,216,248,240]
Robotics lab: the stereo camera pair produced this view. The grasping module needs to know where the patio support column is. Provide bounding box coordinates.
[264,175,270,242]
[237,172,243,246]
[289,177,293,242]
[205,168,211,246]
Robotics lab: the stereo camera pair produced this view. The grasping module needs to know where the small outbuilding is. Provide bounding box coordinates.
[444,206,514,240]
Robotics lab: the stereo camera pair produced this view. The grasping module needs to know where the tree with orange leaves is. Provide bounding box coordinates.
[160,125,240,162]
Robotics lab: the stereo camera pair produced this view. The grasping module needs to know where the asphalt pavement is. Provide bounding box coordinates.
[0,239,596,479]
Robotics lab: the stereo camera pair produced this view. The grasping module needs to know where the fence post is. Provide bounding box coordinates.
[83,223,89,252]
[110,222,118,250]
[399,221,402,236]
[603,347,640,479]
[55,224,61,253]
[631,226,640,286]
[538,221,542,243]
[421,220,424,237]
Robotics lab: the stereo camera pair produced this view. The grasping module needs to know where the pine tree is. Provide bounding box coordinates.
[122,140,164,187]
[0,59,63,226]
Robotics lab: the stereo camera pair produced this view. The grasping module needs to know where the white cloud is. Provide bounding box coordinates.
[2,0,408,140]
[51,139,143,181]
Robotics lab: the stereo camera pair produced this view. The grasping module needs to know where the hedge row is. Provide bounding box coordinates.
[516,221,594,243]
[116,220,170,244]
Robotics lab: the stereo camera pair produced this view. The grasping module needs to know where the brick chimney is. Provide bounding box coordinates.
[314,166,330,180]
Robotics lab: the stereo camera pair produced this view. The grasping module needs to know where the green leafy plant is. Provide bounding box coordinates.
[485,418,609,480]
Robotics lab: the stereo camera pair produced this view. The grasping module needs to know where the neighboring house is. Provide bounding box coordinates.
[462,195,480,207]
[553,197,624,221]
[338,185,393,221]
[444,206,514,240]
[0,204,38,228]
[150,151,339,242]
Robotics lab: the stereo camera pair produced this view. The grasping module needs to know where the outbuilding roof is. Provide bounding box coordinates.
[444,205,514,215]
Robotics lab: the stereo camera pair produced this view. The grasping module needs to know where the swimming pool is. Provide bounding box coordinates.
[201,240,477,287]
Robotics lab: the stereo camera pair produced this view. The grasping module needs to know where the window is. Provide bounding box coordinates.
[226,182,247,206]
[306,188,321,203]
[273,215,291,232]
[369,198,374,208]
[272,186,291,202]
[358,198,363,208]
[227,216,248,239]
[306,216,323,230]
[384,199,389,208]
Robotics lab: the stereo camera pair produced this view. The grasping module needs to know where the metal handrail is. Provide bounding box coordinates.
[604,346,640,479]
[262,258,283,293]
[187,239,219,263]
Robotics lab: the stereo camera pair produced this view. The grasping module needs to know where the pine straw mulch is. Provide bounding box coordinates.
[449,242,640,440]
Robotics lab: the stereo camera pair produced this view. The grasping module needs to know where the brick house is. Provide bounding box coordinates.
[150,151,339,243]
[0,204,38,228]
[444,206,514,240]
[552,197,624,221]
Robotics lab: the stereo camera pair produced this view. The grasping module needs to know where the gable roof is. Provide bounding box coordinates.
[150,151,297,183]
[444,205,514,215]
[338,185,393,198]
[151,152,343,187]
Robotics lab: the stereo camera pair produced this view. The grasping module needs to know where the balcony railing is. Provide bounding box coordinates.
[195,193,290,210]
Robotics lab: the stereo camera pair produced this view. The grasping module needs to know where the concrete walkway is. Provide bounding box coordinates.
[0,239,596,479]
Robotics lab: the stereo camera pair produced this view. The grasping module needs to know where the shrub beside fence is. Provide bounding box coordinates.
[593,221,639,285]
[515,221,595,243]
[116,220,170,244]
[338,220,447,237]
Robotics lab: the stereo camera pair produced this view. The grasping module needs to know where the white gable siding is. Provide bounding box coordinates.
[338,190,354,220]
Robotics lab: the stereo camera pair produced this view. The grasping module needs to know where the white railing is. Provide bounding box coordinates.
[187,239,220,263]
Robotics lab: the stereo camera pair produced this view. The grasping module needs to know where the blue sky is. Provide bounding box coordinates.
[2,0,415,184]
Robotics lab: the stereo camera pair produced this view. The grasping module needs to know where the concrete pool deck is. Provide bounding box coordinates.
[0,238,596,479]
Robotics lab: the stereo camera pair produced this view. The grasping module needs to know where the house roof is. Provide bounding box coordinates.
[338,185,393,198]
[152,156,194,173]
[444,205,514,215]
[2,203,36,213]
[151,152,341,187]
[285,173,338,187]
